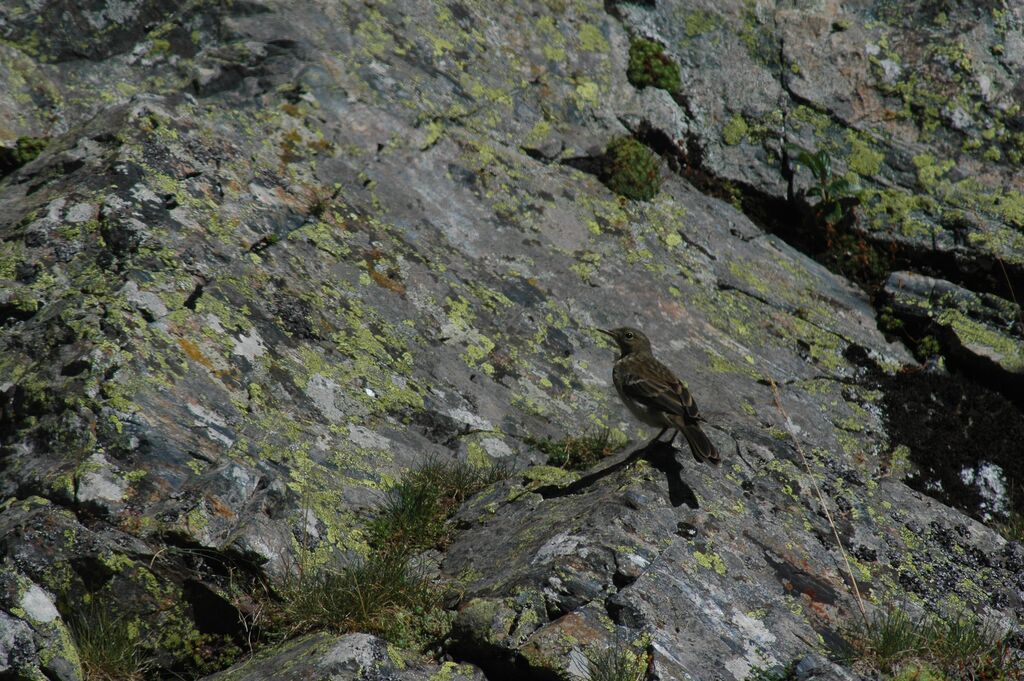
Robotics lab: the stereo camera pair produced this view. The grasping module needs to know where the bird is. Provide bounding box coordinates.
[598,326,719,463]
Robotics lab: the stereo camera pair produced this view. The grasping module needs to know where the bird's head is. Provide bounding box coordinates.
[598,327,652,356]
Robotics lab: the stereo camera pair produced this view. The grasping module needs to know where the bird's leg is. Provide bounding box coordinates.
[644,428,669,450]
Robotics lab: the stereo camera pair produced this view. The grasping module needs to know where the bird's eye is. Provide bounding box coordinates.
[625,332,633,339]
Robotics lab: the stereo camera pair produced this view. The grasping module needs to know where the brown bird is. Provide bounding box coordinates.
[599,327,719,463]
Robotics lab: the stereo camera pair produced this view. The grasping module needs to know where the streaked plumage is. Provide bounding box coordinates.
[599,327,719,463]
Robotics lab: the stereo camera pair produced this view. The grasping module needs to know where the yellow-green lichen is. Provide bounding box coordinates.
[846,135,885,177]
[693,549,727,576]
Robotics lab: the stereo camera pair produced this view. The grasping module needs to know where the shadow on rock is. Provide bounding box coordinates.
[535,440,699,509]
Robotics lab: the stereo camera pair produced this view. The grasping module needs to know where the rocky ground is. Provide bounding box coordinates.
[1,1,1022,680]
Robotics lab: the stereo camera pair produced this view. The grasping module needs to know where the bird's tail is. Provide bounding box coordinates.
[679,423,720,464]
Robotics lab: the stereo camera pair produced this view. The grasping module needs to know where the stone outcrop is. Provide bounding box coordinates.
[1,0,1021,679]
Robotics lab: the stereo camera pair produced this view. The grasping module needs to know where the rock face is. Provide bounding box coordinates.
[201,633,485,681]
[885,270,1024,379]
[0,0,1022,680]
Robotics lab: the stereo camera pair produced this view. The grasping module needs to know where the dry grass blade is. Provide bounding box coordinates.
[767,376,868,625]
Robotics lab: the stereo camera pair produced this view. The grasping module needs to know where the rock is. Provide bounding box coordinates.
[0,568,82,681]
[200,632,484,681]
[794,653,861,680]
[0,0,1022,679]
[614,1,1024,303]
[884,271,1024,378]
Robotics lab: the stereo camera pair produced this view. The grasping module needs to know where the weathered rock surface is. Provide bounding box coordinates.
[0,565,82,681]
[885,270,1024,378]
[202,632,483,681]
[0,0,1022,679]
[615,1,1024,297]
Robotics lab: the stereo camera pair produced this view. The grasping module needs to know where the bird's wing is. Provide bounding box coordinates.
[620,358,703,422]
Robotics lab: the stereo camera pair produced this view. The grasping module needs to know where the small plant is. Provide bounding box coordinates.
[368,458,509,554]
[584,637,650,681]
[270,459,507,652]
[68,600,150,681]
[914,335,942,362]
[824,230,890,284]
[301,183,342,220]
[0,136,49,176]
[848,606,1020,679]
[852,607,922,673]
[603,136,661,201]
[998,485,1024,542]
[998,512,1024,542]
[745,661,798,681]
[627,37,681,92]
[528,428,627,470]
[878,305,905,334]
[788,144,858,226]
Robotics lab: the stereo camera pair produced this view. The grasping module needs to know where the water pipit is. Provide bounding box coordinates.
[599,327,719,463]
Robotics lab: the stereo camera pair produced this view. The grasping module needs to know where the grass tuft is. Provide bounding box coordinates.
[998,512,1024,542]
[528,428,627,470]
[274,550,445,647]
[68,601,150,681]
[584,637,650,681]
[272,459,507,650]
[368,458,509,554]
[848,606,1021,679]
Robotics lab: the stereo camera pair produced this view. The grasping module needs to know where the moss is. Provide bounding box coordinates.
[722,115,749,146]
[913,335,942,362]
[0,136,49,175]
[878,305,904,334]
[821,231,891,286]
[684,10,719,38]
[626,37,681,92]
[890,665,950,681]
[430,660,470,681]
[577,23,609,52]
[601,137,661,201]
[847,135,885,176]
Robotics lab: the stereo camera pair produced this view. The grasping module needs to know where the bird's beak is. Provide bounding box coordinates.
[597,328,615,339]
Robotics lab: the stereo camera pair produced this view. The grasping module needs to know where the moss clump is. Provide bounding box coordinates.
[821,231,890,289]
[722,115,749,146]
[0,136,49,176]
[602,137,661,201]
[627,38,681,92]
[914,335,942,362]
[878,305,904,335]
